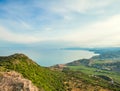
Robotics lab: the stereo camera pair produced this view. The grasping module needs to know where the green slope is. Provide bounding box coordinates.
[0,53,119,91]
[0,53,65,91]
[65,49,120,91]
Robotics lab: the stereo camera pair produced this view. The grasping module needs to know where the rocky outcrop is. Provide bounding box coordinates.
[0,71,38,91]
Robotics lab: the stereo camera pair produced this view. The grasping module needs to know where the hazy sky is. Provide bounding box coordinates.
[0,0,120,48]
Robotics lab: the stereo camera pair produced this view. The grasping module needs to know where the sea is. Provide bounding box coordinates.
[0,47,96,66]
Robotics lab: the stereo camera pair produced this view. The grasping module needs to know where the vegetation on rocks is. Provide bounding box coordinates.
[0,53,65,91]
[0,53,120,91]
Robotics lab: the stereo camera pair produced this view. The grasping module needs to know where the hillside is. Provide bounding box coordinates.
[66,49,120,72]
[0,53,119,91]
[0,53,65,91]
[66,48,120,91]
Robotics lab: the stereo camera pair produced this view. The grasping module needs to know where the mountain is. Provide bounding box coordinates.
[0,53,119,91]
[0,53,65,91]
[65,48,120,91]
[66,49,120,72]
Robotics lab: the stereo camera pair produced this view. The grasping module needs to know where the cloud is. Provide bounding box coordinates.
[1,14,120,46]
[0,0,120,47]
[17,19,32,30]
[43,0,114,14]
[0,26,41,43]
[62,14,120,47]
[32,0,120,22]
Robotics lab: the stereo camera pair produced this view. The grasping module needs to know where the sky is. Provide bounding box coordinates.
[0,0,120,48]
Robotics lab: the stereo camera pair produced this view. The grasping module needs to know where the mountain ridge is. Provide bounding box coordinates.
[0,53,65,91]
[0,53,119,91]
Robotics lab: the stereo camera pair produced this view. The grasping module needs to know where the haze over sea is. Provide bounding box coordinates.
[0,47,95,66]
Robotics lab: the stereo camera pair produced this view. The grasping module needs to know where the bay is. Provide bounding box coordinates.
[0,47,96,66]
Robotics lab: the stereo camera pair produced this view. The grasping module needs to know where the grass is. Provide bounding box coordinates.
[0,54,66,91]
[62,69,120,91]
[91,59,120,65]
[1,53,120,91]
[68,65,120,84]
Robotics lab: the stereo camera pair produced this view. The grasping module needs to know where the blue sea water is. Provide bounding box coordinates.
[0,47,96,66]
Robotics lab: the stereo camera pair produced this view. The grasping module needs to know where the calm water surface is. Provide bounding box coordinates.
[0,47,96,66]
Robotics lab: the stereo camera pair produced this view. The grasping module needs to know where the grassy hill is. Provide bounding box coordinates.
[66,48,120,91]
[0,53,119,91]
[0,53,65,91]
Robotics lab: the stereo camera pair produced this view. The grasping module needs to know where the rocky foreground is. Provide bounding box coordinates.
[0,71,38,91]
